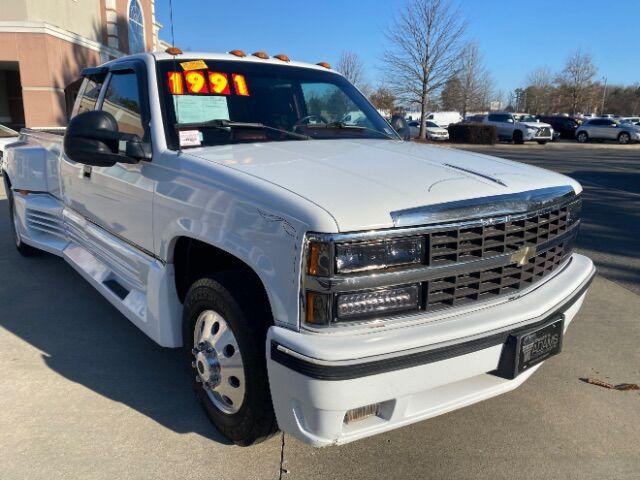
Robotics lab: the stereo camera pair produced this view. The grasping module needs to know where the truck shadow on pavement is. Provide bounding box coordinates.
[0,198,232,445]
[568,170,640,293]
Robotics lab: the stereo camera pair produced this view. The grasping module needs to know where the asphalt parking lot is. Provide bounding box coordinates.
[1,142,639,480]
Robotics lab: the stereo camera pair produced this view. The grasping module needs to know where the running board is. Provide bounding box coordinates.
[103,278,130,300]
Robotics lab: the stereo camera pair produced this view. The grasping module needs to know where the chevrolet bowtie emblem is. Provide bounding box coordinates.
[510,246,536,266]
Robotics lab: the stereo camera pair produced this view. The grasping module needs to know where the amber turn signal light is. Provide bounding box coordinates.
[316,62,331,69]
[165,46,183,55]
[252,51,270,59]
[229,49,246,57]
[274,54,290,62]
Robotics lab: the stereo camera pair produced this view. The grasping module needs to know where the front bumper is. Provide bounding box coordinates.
[525,133,553,141]
[266,253,595,446]
[427,133,449,141]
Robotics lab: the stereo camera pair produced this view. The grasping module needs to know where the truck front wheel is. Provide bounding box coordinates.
[182,273,277,446]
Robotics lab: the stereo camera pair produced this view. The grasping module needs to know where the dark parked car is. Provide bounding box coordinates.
[464,114,486,123]
[539,116,580,139]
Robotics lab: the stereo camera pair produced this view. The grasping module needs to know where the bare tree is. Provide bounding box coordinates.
[457,42,493,115]
[336,51,366,89]
[383,0,466,139]
[369,85,396,113]
[440,75,463,111]
[525,67,554,113]
[557,50,597,115]
[475,72,494,112]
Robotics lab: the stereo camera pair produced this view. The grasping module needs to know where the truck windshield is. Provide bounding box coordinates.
[157,59,397,149]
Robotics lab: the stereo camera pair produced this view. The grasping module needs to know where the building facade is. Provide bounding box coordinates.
[0,0,162,128]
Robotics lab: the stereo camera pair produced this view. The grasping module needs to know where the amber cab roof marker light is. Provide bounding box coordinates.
[274,54,290,62]
[229,49,247,57]
[165,46,183,55]
[316,62,331,69]
[252,51,270,59]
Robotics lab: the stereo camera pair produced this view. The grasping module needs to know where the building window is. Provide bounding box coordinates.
[128,0,145,54]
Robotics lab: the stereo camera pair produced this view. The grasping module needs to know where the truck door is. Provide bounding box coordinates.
[60,62,155,254]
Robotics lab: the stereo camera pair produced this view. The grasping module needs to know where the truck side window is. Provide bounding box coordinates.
[100,72,144,137]
[72,77,103,117]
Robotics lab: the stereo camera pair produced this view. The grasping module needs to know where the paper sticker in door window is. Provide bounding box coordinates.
[184,71,209,94]
[178,129,202,147]
[208,72,230,95]
[173,95,230,124]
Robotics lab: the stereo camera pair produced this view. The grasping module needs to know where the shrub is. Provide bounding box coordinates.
[447,123,497,144]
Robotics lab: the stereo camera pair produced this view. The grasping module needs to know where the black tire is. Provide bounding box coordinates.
[618,132,631,145]
[4,178,39,257]
[577,131,588,143]
[537,140,548,145]
[182,272,277,446]
[513,130,524,144]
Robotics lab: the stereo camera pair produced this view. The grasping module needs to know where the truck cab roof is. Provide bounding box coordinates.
[152,50,335,73]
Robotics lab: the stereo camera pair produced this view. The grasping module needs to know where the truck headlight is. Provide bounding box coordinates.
[336,284,421,319]
[304,236,425,325]
[305,283,421,325]
[334,237,424,274]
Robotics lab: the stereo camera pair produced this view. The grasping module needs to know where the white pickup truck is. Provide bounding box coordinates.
[2,51,595,447]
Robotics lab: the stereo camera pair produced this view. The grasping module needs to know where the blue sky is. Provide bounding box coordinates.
[156,0,640,96]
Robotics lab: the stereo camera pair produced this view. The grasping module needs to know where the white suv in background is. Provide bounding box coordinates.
[576,118,640,144]
[483,112,554,144]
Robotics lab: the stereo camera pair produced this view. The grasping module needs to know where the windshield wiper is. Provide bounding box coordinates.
[306,121,397,140]
[176,119,311,140]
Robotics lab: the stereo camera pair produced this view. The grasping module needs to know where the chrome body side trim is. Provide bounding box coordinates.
[78,210,164,264]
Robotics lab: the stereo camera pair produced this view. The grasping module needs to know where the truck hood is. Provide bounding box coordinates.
[188,139,579,232]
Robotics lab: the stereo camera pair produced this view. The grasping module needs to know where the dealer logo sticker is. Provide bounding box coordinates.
[522,332,560,363]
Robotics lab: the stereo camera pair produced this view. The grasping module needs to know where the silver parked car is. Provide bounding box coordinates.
[576,118,640,144]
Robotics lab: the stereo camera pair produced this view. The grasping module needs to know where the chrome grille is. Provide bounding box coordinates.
[303,188,582,327]
[425,245,568,312]
[537,127,551,137]
[428,204,570,266]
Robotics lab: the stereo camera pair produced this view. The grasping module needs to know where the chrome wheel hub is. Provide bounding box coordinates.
[194,342,221,388]
[192,310,245,414]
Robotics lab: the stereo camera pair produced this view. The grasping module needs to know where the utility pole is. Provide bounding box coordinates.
[600,76,608,115]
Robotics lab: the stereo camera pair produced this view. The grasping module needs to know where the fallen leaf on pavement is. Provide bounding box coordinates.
[614,383,640,391]
[580,378,640,391]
